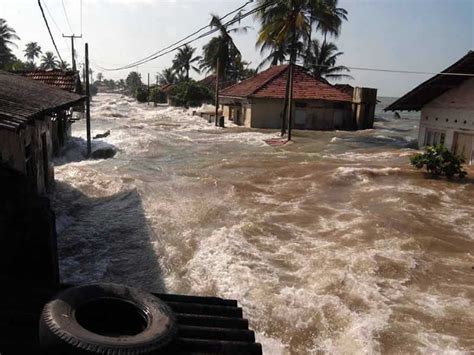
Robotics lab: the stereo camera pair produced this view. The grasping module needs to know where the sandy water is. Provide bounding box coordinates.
[52,93,474,354]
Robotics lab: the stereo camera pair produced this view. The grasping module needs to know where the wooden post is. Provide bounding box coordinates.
[281,66,291,136]
[215,57,219,126]
[85,43,91,157]
[147,73,150,106]
[287,63,294,141]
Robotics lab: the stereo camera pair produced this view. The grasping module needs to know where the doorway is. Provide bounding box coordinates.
[453,133,473,164]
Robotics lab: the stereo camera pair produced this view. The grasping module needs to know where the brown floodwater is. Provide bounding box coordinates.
[52,94,474,354]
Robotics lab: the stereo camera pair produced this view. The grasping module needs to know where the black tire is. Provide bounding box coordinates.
[39,283,176,354]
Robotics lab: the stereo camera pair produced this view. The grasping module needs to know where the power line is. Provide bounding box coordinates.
[61,0,74,34]
[102,0,279,71]
[43,0,63,34]
[112,0,255,71]
[37,0,65,65]
[80,0,83,36]
[311,64,474,77]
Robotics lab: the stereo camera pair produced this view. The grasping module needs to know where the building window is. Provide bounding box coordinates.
[295,102,307,108]
[424,128,446,146]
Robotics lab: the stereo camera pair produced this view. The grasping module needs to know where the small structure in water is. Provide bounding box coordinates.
[0,70,86,194]
[219,64,377,131]
[385,51,474,164]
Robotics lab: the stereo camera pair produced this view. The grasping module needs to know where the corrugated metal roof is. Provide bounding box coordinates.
[0,70,86,132]
[18,70,79,93]
[220,64,352,102]
[385,51,474,111]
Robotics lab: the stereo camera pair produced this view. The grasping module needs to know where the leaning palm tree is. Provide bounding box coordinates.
[24,42,42,64]
[40,51,59,70]
[200,13,248,81]
[0,18,20,68]
[305,39,352,81]
[157,68,176,85]
[172,45,201,80]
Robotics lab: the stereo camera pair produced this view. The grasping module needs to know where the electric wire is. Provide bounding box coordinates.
[37,0,65,65]
[100,0,276,71]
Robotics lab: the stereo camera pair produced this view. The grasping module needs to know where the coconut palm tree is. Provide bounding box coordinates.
[157,68,176,85]
[40,51,59,69]
[24,42,42,64]
[255,0,310,66]
[59,60,71,70]
[200,13,248,81]
[0,18,20,68]
[305,39,352,81]
[172,45,201,80]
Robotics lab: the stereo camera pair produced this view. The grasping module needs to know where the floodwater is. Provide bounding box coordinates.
[52,93,474,354]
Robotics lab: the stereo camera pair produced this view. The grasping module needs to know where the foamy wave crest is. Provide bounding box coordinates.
[332,166,401,184]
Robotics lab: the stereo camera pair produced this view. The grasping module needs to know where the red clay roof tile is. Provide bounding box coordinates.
[220,65,352,102]
[18,70,79,93]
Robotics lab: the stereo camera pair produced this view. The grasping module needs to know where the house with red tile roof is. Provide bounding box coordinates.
[219,64,377,131]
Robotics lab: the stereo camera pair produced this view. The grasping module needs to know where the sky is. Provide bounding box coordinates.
[1,0,473,97]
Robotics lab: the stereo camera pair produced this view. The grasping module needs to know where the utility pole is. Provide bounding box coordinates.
[62,34,82,71]
[215,57,220,126]
[85,43,91,157]
[147,73,150,106]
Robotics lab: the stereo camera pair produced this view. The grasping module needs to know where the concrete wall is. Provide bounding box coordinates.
[419,78,474,154]
[223,98,352,130]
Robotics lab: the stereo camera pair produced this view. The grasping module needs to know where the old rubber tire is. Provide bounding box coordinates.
[39,283,176,354]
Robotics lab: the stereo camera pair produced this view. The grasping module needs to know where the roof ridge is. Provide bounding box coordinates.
[249,65,289,96]
[221,64,288,96]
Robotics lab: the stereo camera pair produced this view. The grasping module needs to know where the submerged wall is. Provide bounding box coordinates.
[0,164,59,283]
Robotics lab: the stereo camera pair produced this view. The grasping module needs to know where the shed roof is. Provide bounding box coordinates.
[385,51,474,111]
[17,70,79,93]
[160,83,176,93]
[0,70,86,132]
[220,64,352,102]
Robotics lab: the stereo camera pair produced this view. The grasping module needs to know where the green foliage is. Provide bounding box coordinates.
[410,145,467,179]
[0,18,20,69]
[170,81,213,107]
[148,86,166,104]
[40,51,59,70]
[24,42,42,63]
[135,87,148,103]
[125,71,142,93]
[89,83,98,96]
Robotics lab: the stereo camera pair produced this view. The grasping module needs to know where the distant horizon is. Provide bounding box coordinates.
[1,0,473,97]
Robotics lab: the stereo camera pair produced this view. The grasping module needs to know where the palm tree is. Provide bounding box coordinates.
[59,60,71,70]
[255,0,310,66]
[305,40,352,81]
[200,13,248,81]
[24,42,42,64]
[157,68,176,85]
[40,51,59,70]
[172,45,201,80]
[0,18,20,68]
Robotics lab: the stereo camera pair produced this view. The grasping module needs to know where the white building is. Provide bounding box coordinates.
[386,51,474,164]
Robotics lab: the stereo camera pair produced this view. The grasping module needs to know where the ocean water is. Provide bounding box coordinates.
[51,94,474,354]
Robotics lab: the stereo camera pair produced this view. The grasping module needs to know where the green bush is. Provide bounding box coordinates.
[170,81,213,107]
[149,87,167,104]
[134,87,148,103]
[410,145,467,179]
